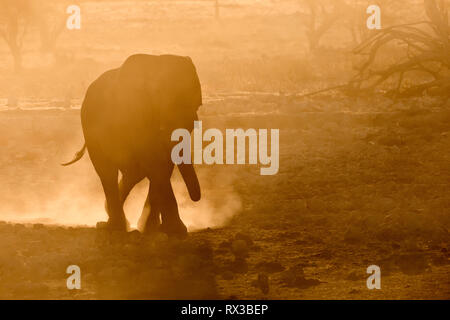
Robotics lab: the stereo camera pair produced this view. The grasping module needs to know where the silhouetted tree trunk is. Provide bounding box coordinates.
[38,19,65,54]
[11,45,23,73]
[0,0,32,73]
[35,2,66,55]
[215,0,220,20]
[302,0,343,52]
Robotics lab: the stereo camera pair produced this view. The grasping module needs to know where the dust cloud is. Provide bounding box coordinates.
[0,135,241,230]
[0,110,241,229]
[132,167,242,231]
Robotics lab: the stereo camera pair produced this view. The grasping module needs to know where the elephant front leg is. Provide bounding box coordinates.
[147,179,187,238]
[105,171,144,230]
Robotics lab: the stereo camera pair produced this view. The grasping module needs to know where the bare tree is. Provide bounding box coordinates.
[0,0,32,73]
[300,0,345,52]
[215,0,220,20]
[349,0,449,98]
[35,1,66,54]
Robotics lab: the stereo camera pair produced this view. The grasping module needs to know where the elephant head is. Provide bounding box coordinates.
[114,54,202,202]
[152,55,203,202]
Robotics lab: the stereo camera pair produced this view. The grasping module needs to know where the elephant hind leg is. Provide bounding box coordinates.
[139,183,161,234]
[90,152,127,231]
[99,170,128,231]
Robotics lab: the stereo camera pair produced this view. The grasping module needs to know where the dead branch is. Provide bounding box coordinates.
[349,0,450,98]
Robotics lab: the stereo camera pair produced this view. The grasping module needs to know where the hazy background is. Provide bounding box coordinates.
[0,0,438,228]
[0,0,449,299]
[0,0,426,100]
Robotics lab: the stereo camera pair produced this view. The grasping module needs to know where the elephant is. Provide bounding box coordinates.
[63,54,202,237]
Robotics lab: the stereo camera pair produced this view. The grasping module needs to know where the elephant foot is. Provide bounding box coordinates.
[160,219,188,239]
[143,219,161,235]
[96,218,128,232]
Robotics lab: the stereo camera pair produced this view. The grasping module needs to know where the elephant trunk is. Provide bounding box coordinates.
[177,163,201,201]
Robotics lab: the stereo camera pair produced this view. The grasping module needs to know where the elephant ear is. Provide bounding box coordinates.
[119,54,201,132]
[157,55,202,131]
[144,76,169,131]
[187,56,202,107]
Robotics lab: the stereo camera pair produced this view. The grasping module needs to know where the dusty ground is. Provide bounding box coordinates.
[0,94,449,299]
[0,0,448,300]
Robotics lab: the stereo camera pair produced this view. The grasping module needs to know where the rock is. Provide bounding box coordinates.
[127,230,142,243]
[12,224,26,233]
[231,240,249,258]
[431,255,449,267]
[391,242,401,249]
[252,273,269,294]
[376,255,397,276]
[344,227,364,243]
[402,239,420,251]
[234,232,253,246]
[222,271,234,280]
[96,221,108,229]
[316,249,333,259]
[345,271,359,281]
[195,241,214,260]
[218,240,232,249]
[375,224,406,242]
[153,232,169,243]
[285,275,321,289]
[230,257,248,274]
[252,244,262,251]
[280,266,301,284]
[255,261,285,273]
[396,254,429,275]
[280,265,321,289]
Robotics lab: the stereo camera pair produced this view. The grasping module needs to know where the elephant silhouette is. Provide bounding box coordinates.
[63,54,202,237]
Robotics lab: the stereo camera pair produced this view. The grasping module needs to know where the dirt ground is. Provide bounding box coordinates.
[0,0,448,300]
[0,94,449,299]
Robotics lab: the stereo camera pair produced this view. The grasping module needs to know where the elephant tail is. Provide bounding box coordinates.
[61,143,87,166]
